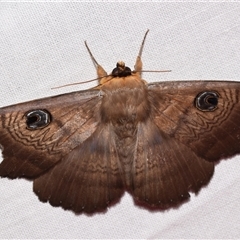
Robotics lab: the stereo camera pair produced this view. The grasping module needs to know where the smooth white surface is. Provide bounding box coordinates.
[0,2,240,239]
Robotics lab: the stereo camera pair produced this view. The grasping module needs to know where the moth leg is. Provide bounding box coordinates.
[84,41,107,79]
[134,29,149,76]
[134,57,143,77]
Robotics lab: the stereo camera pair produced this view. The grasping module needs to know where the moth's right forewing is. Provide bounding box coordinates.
[0,89,102,179]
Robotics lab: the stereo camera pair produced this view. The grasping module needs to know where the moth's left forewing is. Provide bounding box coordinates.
[0,89,101,179]
[148,81,240,161]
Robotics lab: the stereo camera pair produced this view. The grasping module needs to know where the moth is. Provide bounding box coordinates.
[0,30,239,214]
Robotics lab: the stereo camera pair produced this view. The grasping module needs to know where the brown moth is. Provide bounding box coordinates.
[0,30,239,214]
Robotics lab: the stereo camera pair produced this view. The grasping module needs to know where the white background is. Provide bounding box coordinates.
[0,2,240,239]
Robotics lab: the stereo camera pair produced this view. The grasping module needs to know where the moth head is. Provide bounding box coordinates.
[111,61,132,77]
[25,109,51,130]
[195,91,219,111]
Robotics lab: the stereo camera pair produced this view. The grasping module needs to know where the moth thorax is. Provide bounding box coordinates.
[101,87,150,125]
[112,61,132,77]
